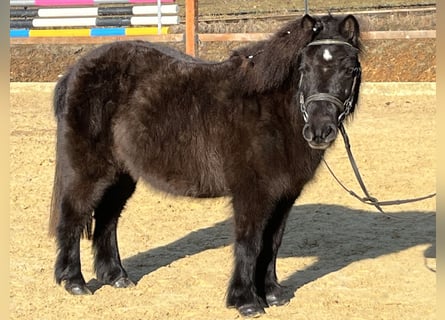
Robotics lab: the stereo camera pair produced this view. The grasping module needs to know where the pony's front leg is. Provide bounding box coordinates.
[260,196,296,307]
[226,192,273,317]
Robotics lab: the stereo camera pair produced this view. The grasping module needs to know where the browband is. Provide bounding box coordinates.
[307,39,355,48]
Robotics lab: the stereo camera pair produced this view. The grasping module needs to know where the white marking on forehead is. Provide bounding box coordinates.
[323,49,333,61]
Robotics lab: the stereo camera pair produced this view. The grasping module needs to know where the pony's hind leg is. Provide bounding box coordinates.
[54,184,98,295]
[92,173,136,288]
[53,159,120,295]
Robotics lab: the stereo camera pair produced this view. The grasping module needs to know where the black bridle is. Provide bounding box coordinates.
[298,39,436,218]
[298,39,361,124]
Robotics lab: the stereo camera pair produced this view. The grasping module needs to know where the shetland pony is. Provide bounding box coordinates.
[50,14,362,317]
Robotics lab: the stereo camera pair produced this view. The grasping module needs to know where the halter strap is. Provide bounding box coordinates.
[307,39,356,48]
[298,39,360,124]
[305,93,344,111]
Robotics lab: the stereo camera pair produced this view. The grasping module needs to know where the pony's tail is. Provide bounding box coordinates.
[53,72,69,118]
[49,146,62,238]
[49,74,69,237]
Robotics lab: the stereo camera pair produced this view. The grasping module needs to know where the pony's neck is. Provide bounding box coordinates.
[231,19,314,95]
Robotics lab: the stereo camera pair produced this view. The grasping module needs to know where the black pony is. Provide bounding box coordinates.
[50,14,362,317]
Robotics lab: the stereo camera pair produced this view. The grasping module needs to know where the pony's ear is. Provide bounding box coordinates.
[339,15,360,46]
[301,14,316,31]
[301,14,322,36]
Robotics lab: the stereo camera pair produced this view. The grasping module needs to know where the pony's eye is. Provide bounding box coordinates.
[344,67,357,76]
[352,66,361,75]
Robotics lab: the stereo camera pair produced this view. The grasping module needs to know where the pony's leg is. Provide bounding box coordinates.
[257,197,295,307]
[93,173,136,288]
[55,188,97,295]
[226,191,274,317]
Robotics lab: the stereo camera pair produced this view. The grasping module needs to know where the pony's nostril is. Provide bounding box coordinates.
[322,126,331,139]
[302,123,338,147]
[323,124,337,142]
[302,124,313,142]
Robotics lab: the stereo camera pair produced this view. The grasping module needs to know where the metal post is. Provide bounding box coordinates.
[304,0,309,15]
[157,0,162,34]
[185,0,198,56]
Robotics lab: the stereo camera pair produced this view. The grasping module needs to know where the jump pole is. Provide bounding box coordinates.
[185,0,198,56]
[10,0,175,6]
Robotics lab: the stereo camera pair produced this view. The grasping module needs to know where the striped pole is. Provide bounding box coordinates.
[10,5,179,18]
[10,0,179,37]
[10,0,181,39]
[10,26,168,37]
[10,16,179,28]
[10,0,174,6]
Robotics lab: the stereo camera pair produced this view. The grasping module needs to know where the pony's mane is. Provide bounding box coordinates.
[230,14,362,95]
[231,16,318,94]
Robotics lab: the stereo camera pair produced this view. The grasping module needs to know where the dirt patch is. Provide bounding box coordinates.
[10,83,436,319]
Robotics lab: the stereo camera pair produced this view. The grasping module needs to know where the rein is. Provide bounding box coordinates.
[324,124,436,219]
[299,39,436,218]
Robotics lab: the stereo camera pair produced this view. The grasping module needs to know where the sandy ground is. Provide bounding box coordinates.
[10,82,435,319]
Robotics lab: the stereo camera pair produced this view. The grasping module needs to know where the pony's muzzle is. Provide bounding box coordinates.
[302,122,338,150]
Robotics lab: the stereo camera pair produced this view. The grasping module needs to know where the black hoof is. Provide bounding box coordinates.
[266,293,290,307]
[238,304,266,318]
[113,277,135,288]
[64,282,92,295]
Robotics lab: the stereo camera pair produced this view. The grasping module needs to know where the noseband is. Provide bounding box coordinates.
[298,39,360,124]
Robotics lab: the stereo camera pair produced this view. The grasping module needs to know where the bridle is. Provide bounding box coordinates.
[298,39,361,124]
[298,39,436,218]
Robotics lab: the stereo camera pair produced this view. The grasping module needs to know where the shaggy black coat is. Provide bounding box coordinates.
[50,14,361,317]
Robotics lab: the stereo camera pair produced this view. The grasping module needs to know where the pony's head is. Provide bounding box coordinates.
[298,14,362,150]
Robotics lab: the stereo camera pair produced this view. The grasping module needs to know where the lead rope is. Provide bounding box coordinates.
[323,123,436,220]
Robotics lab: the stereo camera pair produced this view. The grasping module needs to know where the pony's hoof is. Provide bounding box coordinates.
[65,282,92,295]
[238,304,265,318]
[266,293,290,307]
[113,277,135,288]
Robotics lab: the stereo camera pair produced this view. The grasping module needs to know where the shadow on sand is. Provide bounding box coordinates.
[87,204,435,297]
